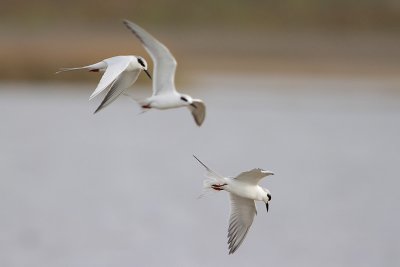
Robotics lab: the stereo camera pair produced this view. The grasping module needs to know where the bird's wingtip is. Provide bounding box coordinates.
[93,105,102,114]
[55,69,66,74]
[261,170,274,175]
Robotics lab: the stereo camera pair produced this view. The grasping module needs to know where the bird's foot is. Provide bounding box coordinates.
[211,183,227,191]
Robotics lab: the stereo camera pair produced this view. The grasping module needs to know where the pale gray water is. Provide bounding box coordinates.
[0,75,399,267]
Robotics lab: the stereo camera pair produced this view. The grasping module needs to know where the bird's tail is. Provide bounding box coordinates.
[135,98,152,114]
[55,61,106,74]
[193,155,226,198]
[121,93,151,115]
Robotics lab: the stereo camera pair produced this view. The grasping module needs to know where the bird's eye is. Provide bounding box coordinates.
[267,194,271,201]
[137,57,145,67]
[180,96,188,102]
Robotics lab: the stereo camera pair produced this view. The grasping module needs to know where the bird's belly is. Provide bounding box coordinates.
[151,96,184,109]
[227,182,261,200]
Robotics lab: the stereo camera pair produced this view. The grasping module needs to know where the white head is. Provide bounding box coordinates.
[136,56,152,80]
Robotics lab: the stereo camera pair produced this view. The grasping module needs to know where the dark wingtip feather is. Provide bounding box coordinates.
[93,96,108,114]
[93,105,102,114]
[122,19,145,44]
[122,19,131,27]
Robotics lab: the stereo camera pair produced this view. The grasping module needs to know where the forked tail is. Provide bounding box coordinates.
[193,155,227,198]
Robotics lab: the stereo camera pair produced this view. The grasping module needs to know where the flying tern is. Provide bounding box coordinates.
[57,55,151,113]
[194,155,274,254]
[123,20,206,126]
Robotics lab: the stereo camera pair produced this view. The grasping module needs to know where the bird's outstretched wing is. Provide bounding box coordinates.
[123,20,177,96]
[188,99,206,127]
[234,168,273,185]
[89,57,132,100]
[94,69,141,113]
[228,193,257,254]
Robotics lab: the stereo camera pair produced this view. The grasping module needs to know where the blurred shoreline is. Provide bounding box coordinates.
[1,28,399,82]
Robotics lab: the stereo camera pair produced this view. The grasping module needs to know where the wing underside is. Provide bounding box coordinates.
[227,194,256,254]
[123,20,177,96]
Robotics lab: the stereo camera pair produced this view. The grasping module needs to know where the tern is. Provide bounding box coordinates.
[57,55,152,113]
[194,156,274,254]
[123,20,206,126]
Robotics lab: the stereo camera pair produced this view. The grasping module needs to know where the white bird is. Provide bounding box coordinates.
[57,55,152,113]
[194,156,274,254]
[123,20,206,126]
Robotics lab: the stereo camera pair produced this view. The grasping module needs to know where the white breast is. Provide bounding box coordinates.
[150,94,185,109]
[226,180,264,201]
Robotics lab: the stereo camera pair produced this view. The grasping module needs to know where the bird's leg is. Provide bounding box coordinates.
[137,104,152,115]
[120,93,151,114]
[211,183,227,191]
[141,104,151,109]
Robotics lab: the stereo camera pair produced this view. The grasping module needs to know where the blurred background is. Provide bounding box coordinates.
[2,0,400,80]
[1,1,399,266]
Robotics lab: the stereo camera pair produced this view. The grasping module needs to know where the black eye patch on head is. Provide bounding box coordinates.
[137,57,145,67]
[180,96,188,102]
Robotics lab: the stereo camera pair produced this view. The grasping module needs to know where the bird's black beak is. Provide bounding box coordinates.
[265,202,269,212]
[144,69,152,80]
